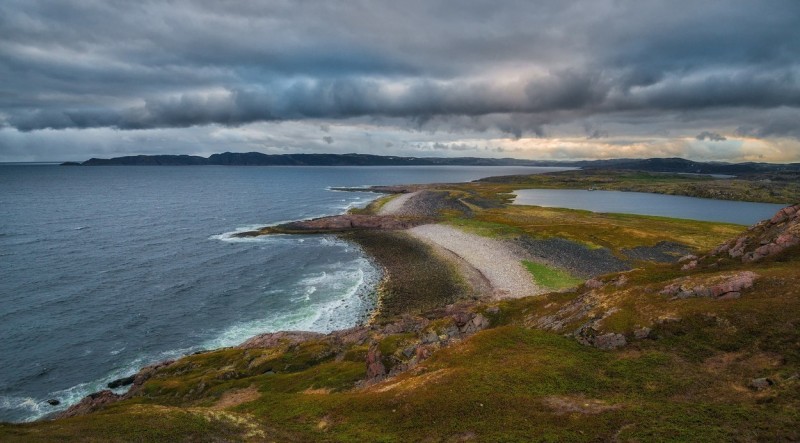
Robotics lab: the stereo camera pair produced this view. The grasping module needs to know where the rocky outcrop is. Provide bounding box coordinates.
[56,390,121,419]
[366,345,387,381]
[575,325,628,350]
[107,375,135,389]
[659,271,758,300]
[710,204,800,263]
[235,214,432,236]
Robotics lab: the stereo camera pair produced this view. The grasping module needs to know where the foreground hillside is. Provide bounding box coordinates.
[2,173,798,442]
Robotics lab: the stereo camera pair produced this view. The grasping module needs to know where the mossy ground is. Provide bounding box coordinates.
[3,172,798,441]
[522,260,584,290]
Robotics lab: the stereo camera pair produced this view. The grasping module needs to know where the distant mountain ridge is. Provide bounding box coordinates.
[63,152,800,174]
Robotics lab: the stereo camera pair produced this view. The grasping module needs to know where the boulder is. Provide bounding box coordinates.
[460,313,490,335]
[633,327,651,339]
[107,375,135,389]
[593,333,627,350]
[585,278,603,289]
[749,377,774,391]
[709,271,756,298]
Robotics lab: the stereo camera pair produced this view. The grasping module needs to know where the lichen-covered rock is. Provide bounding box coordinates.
[460,313,490,334]
[659,271,758,300]
[633,327,651,339]
[593,333,627,350]
[574,325,627,350]
[709,271,757,297]
[749,377,774,391]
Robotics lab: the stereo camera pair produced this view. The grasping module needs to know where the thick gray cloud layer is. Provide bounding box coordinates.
[1,0,799,160]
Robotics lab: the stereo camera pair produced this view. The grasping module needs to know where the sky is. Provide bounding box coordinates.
[1,0,799,162]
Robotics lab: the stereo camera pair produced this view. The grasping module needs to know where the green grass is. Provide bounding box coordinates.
[522,260,584,290]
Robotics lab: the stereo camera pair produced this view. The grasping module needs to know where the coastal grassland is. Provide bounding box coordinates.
[522,260,583,290]
[0,405,262,442]
[472,169,799,204]
[342,231,472,322]
[3,249,799,441]
[347,193,398,215]
[3,177,797,441]
[468,205,745,252]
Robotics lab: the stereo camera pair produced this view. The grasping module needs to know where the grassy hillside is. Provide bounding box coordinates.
[3,177,797,442]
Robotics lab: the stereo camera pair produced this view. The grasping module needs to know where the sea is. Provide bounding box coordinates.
[0,164,567,423]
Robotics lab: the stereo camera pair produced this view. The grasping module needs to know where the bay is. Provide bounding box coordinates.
[0,165,567,422]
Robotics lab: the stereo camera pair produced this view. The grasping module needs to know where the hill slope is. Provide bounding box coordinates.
[2,187,798,441]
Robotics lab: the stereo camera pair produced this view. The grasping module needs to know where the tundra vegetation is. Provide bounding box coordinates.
[3,170,798,442]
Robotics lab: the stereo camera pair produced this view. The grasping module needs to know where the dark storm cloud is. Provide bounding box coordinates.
[696,132,727,142]
[1,0,800,140]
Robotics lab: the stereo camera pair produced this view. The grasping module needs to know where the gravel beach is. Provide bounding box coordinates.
[378,191,420,215]
[409,224,542,299]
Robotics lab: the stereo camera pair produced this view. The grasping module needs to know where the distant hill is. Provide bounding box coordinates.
[71,152,562,167]
[66,152,800,174]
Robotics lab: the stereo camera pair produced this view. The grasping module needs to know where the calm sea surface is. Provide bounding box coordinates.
[513,189,788,225]
[0,165,567,422]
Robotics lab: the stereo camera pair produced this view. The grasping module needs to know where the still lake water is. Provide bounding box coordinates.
[513,189,788,225]
[0,165,567,422]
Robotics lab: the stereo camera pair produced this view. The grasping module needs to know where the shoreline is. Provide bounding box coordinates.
[28,169,783,423]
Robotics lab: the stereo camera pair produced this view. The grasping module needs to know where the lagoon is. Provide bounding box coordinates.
[512,189,788,225]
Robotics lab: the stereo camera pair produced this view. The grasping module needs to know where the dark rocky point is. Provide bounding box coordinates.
[107,375,136,389]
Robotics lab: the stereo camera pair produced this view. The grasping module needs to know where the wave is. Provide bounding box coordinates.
[0,344,202,423]
[200,257,379,350]
[208,223,295,243]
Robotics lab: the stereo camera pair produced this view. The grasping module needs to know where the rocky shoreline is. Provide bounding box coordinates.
[47,179,794,424]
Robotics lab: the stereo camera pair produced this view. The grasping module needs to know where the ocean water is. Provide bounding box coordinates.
[512,189,788,225]
[0,164,567,422]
